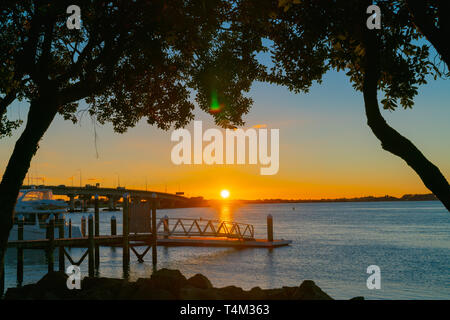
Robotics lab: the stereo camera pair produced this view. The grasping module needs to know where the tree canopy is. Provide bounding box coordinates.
[256,0,446,109]
[0,0,263,137]
[235,0,450,209]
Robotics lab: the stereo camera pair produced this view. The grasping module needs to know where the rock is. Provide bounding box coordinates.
[117,282,139,300]
[149,268,188,298]
[4,284,35,300]
[82,277,125,291]
[179,287,221,300]
[75,277,124,300]
[282,286,298,297]
[217,285,246,299]
[132,287,175,300]
[264,287,295,300]
[5,272,72,300]
[133,277,175,299]
[35,271,72,299]
[269,286,299,300]
[187,274,213,289]
[36,271,69,293]
[42,291,60,300]
[82,277,127,298]
[293,280,333,300]
[4,269,336,300]
[350,296,365,300]
[133,275,177,299]
[135,277,152,288]
[247,287,267,300]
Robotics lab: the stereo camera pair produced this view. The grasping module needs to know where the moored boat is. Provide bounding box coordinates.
[8,188,82,241]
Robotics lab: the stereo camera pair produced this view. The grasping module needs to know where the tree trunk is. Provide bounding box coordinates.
[0,98,57,293]
[362,31,450,211]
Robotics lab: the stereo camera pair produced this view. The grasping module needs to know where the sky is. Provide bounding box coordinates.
[1,65,449,200]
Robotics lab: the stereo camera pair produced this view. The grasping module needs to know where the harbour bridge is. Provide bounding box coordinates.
[21,184,189,211]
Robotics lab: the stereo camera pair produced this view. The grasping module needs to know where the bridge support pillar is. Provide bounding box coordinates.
[69,195,75,212]
[133,196,141,204]
[108,196,114,211]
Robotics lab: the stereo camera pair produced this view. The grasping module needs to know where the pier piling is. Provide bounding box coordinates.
[151,193,157,267]
[69,195,75,212]
[81,216,86,237]
[111,216,117,236]
[88,215,94,277]
[94,195,100,270]
[46,215,55,272]
[68,218,72,238]
[122,194,130,277]
[58,215,65,272]
[267,214,273,242]
[17,215,24,286]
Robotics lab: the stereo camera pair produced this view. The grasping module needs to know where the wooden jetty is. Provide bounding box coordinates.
[156,237,291,248]
[1,194,291,296]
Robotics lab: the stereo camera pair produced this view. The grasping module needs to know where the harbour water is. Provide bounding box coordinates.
[4,201,450,299]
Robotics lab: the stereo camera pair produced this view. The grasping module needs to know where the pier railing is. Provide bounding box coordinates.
[155,218,255,240]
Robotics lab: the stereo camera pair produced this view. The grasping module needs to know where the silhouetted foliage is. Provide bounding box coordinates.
[234,0,450,209]
[0,0,262,136]
[249,0,446,109]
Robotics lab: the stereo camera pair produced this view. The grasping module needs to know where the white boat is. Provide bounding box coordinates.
[8,188,82,241]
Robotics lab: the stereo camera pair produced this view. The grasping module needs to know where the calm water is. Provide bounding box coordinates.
[4,201,450,299]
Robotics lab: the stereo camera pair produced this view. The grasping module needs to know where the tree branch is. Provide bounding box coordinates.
[0,91,17,115]
[362,29,450,211]
[406,0,450,67]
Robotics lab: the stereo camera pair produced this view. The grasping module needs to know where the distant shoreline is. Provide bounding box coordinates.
[198,194,438,206]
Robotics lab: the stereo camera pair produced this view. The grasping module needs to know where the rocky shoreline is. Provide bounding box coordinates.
[4,268,363,300]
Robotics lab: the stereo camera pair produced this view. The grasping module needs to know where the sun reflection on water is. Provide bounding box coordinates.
[219,202,231,221]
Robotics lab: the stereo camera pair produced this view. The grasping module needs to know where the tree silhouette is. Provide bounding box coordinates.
[406,0,450,67]
[0,0,262,282]
[243,0,449,209]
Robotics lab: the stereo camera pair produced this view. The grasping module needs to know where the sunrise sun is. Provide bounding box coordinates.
[220,189,230,199]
